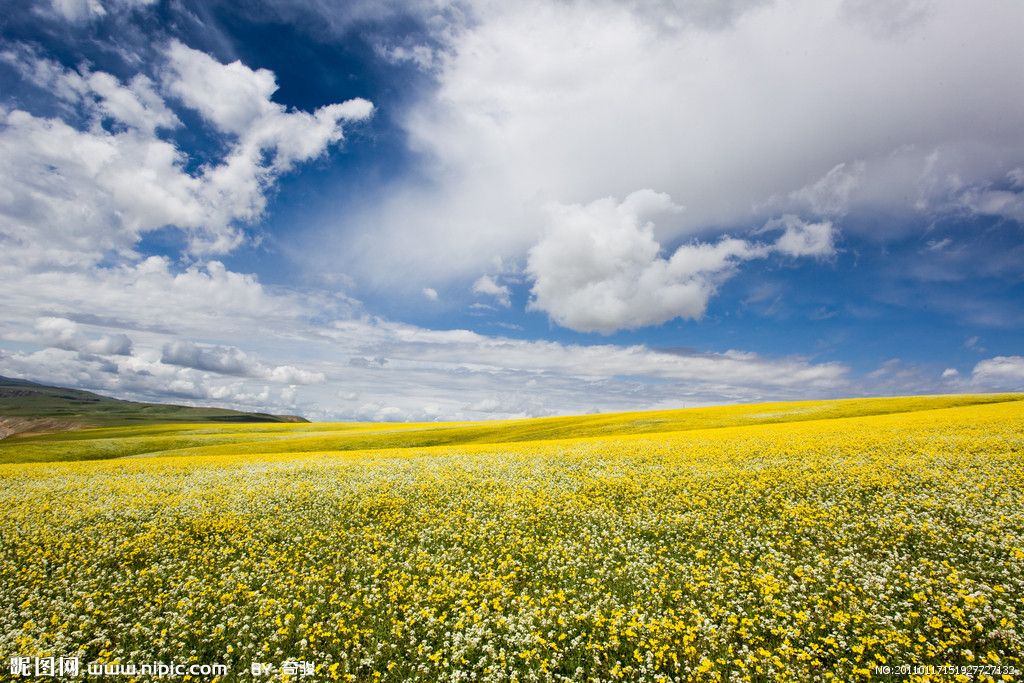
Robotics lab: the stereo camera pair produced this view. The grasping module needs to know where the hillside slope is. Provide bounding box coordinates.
[0,376,307,439]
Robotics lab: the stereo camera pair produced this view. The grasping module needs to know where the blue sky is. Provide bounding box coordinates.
[0,0,1022,420]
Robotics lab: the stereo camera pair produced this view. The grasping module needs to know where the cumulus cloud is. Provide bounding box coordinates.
[318,0,1024,291]
[525,191,836,333]
[161,341,254,376]
[422,287,439,301]
[970,356,1024,390]
[0,107,208,264]
[0,48,180,133]
[0,43,373,265]
[0,344,314,410]
[161,340,324,384]
[25,317,133,356]
[163,41,374,169]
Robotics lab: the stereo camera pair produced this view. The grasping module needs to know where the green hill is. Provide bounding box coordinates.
[0,375,307,439]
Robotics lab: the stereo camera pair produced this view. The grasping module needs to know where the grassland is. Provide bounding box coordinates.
[1,395,1022,681]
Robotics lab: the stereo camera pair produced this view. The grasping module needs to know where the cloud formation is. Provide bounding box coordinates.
[0,0,1019,421]
[26,317,133,356]
[44,0,155,22]
[0,262,854,421]
[161,340,325,385]
[971,356,1024,390]
[322,0,1024,294]
[472,275,511,308]
[0,42,372,265]
[526,191,835,333]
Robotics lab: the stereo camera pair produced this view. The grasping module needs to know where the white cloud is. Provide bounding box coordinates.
[376,42,439,70]
[525,192,835,333]
[422,287,439,301]
[941,368,959,379]
[315,0,1024,293]
[351,400,443,423]
[88,72,180,133]
[232,0,453,40]
[0,257,322,337]
[925,237,952,252]
[303,319,851,420]
[970,356,1024,390]
[163,42,281,136]
[958,170,1024,223]
[625,0,770,31]
[2,1,1015,420]
[324,318,849,392]
[206,383,271,405]
[280,385,299,405]
[1,263,855,419]
[0,346,212,403]
[163,41,373,169]
[45,0,156,22]
[161,341,255,376]
[18,317,134,356]
[348,356,388,369]
[265,366,325,385]
[0,49,179,133]
[471,275,511,307]
[161,340,324,384]
[467,394,554,418]
[785,162,864,217]
[85,334,135,356]
[0,14,839,418]
[0,108,208,265]
[0,44,373,265]
[768,215,836,259]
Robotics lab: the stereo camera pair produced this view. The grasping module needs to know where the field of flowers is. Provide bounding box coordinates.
[1,397,1023,681]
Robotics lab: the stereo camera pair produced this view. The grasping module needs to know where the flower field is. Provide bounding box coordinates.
[1,396,1022,682]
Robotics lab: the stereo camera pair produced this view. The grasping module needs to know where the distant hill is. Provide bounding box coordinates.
[0,376,307,438]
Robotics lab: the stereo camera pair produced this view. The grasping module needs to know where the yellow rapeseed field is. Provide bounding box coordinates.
[1,396,1022,682]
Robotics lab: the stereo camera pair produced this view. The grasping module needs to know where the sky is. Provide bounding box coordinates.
[0,0,1022,421]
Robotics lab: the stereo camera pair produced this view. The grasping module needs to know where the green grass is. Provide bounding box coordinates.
[2,393,1020,464]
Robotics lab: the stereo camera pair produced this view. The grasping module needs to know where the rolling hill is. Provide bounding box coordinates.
[0,375,307,439]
